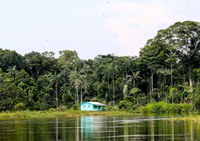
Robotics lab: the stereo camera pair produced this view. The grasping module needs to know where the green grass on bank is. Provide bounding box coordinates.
[137,102,193,114]
[2,109,200,122]
[172,114,200,122]
[0,110,133,120]
[0,101,197,120]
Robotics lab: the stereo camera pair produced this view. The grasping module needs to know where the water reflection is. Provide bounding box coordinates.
[0,115,199,141]
[80,116,104,140]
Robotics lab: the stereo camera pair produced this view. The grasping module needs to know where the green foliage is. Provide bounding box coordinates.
[56,106,68,111]
[71,104,79,110]
[193,82,200,110]
[129,88,141,95]
[122,84,128,98]
[62,91,74,108]
[138,102,192,113]
[103,105,119,111]
[0,49,24,71]
[33,101,42,110]
[48,108,56,112]
[14,102,26,111]
[58,50,79,67]
[167,86,178,103]
[118,100,133,111]
[1,21,200,113]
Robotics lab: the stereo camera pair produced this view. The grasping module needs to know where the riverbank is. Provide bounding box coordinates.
[1,109,200,121]
[0,110,134,120]
[172,115,200,122]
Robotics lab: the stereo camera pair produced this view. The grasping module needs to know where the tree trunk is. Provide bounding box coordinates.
[189,67,193,93]
[76,87,79,105]
[162,75,165,101]
[150,70,154,102]
[189,77,193,93]
[80,87,83,104]
[133,79,136,87]
[125,67,128,84]
[55,81,58,108]
[108,76,110,97]
[112,74,115,105]
[170,64,173,86]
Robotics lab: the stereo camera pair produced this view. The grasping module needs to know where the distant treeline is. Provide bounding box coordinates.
[1,21,200,112]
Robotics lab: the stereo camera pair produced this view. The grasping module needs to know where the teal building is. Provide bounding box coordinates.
[80,102,106,111]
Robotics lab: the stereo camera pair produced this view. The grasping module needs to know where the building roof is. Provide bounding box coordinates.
[81,102,106,106]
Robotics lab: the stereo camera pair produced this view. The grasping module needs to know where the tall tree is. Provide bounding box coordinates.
[0,49,24,71]
[127,71,141,88]
[139,41,167,101]
[46,72,62,108]
[152,21,200,90]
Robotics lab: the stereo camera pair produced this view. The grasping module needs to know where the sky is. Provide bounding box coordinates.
[0,0,200,59]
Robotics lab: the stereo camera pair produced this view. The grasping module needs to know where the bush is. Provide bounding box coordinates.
[153,102,167,113]
[112,106,119,111]
[118,100,132,110]
[71,104,79,110]
[14,102,26,111]
[56,106,68,111]
[103,105,119,111]
[138,102,192,114]
[33,101,41,110]
[48,108,56,112]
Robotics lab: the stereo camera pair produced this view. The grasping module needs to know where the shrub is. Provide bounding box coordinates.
[138,102,192,114]
[112,106,119,111]
[71,104,79,110]
[103,105,119,111]
[118,100,132,110]
[153,102,167,113]
[33,101,41,110]
[138,103,154,113]
[14,102,26,111]
[48,108,56,112]
[56,106,67,111]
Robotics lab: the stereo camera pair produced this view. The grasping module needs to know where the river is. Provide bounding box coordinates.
[0,115,199,141]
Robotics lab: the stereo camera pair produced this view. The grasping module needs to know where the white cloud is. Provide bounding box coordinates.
[93,0,198,57]
[1,0,200,59]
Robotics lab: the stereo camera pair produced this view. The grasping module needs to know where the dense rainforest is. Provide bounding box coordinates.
[1,21,200,112]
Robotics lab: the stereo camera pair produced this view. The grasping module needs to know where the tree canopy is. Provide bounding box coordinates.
[1,21,200,111]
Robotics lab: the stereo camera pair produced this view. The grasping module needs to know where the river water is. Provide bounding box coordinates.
[0,115,199,141]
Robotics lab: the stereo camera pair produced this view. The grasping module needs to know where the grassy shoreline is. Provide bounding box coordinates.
[0,110,134,120]
[1,110,200,122]
[171,115,200,122]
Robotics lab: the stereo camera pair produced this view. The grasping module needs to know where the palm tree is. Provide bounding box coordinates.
[71,58,80,72]
[7,65,18,79]
[46,72,62,108]
[69,71,87,105]
[111,63,119,104]
[122,57,131,83]
[79,75,88,104]
[187,40,200,92]
[102,63,112,98]
[127,71,141,87]
[122,84,128,98]
[74,79,82,105]
[158,68,171,100]
[165,48,177,86]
